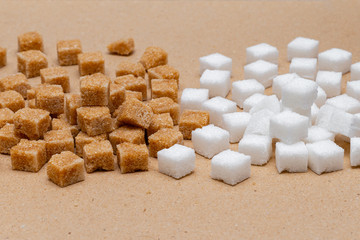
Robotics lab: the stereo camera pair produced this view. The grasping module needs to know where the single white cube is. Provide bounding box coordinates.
[272,73,299,98]
[246,43,279,64]
[287,37,319,61]
[249,94,280,114]
[180,88,209,112]
[315,86,327,107]
[318,48,352,74]
[282,77,318,110]
[232,79,265,108]
[326,94,360,114]
[200,69,231,98]
[243,93,266,112]
[350,137,360,167]
[351,62,360,81]
[244,60,278,88]
[315,71,342,98]
[306,140,344,175]
[346,80,360,101]
[244,109,275,136]
[304,126,335,143]
[289,58,317,80]
[222,112,251,143]
[270,111,309,144]
[311,103,319,125]
[201,96,237,127]
[238,134,272,165]
[275,142,308,173]
[199,53,232,75]
[192,124,230,159]
[211,150,251,186]
[157,144,195,179]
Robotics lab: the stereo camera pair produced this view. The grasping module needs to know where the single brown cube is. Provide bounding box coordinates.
[0,124,21,154]
[151,79,178,102]
[114,74,147,100]
[44,130,74,160]
[75,131,107,157]
[40,67,70,93]
[115,61,145,78]
[147,97,180,125]
[13,108,51,140]
[27,99,36,108]
[10,139,47,172]
[0,73,31,98]
[83,140,114,173]
[18,32,44,52]
[76,106,112,136]
[17,50,48,78]
[125,90,142,101]
[51,118,79,137]
[80,73,110,106]
[107,38,134,56]
[57,39,82,66]
[109,83,125,113]
[148,128,183,158]
[0,47,6,67]
[147,113,173,136]
[117,98,153,129]
[0,108,14,128]
[78,51,105,76]
[148,65,180,87]
[179,110,210,140]
[0,90,25,112]
[117,143,148,173]
[109,125,145,152]
[139,46,168,70]
[35,84,64,115]
[65,94,82,125]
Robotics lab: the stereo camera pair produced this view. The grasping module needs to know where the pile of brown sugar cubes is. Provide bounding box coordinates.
[0,31,205,188]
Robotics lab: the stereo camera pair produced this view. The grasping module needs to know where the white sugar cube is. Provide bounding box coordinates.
[199,53,232,75]
[200,69,231,98]
[275,142,308,173]
[350,137,360,167]
[244,109,275,136]
[201,96,237,127]
[318,48,352,74]
[304,126,335,143]
[326,94,360,114]
[232,79,265,108]
[346,80,360,101]
[289,58,317,80]
[211,150,251,186]
[249,94,280,114]
[306,140,344,175]
[272,73,299,98]
[238,134,272,165]
[246,43,279,64]
[243,93,266,112]
[192,124,230,159]
[287,37,319,61]
[315,71,342,98]
[222,112,251,143]
[311,103,319,125]
[270,111,309,144]
[281,104,311,119]
[351,62,360,81]
[244,60,278,88]
[282,77,318,110]
[157,144,195,179]
[180,88,209,112]
[315,86,327,107]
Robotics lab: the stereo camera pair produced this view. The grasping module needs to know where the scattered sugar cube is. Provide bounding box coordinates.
[140,46,168,70]
[114,74,147,101]
[315,86,327,107]
[51,118,79,137]
[11,139,47,172]
[0,73,30,98]
[246,43,279,64]
[78,51,105,76]
[249,94,280,114]
[287,37,319,61]
[272,73,298,98]
[0,124,21,154]
[350,137,360,167]
[199,53,232,74]
[75,131,107,157]
[351,62,360,81]
[238,134,272,165]
[0,90,25,112]
[318,48,352,74]
[315,71,342,98]
[147,97,180,125]
[200,69,231,98]
[148,113,173,136]
[107,38,134,56]
[180,88,209,112]
[326,94,360,114]
[275,142,308,173]
[151,79,178,102]
[44,130,74,160]
[244,60,278,88]
[65,94,82,125]
[148,128,183,158]
[148,65,180,87]
[40,67,70,93]
[311,103,319,125]
[117,143,149,174]
[116,61,145,78]
[109,125,145,152]
[201,96,236,127]
[282,77,317,110]
[211,150,251,185]
[0,47,6,67]
[0,108,14,128]
[108,83,124,113]
[35,84,64,115]
[244,109,275,136]
[117,98,153,129]
[83,140,114,173]
[179,110,209,140]
[192,124,229,159]
[158,144,195,179]
[80,73,110,106]
[232,79,265,108]
[289,58,317,80]
[304,126,335,143]
[57,39,82,66]
[18,31,43,52]
[222,112,251,143]
[17,50,48,78]
[346,80,360,101]
[243,93,266,112]
[307,140,344,175]
[77,107,113,136]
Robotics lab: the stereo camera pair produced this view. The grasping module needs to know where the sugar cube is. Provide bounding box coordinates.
[271,73,298,99]
[40,67,70,93]
[244,109,275,136]
[78,51,105,76]
[148,128,183,158]
[117,143,148,173]
[51,118,79,137]
[125,90,142,101]
[243,93,266,112]
[0,47,6,67]
[80,73,110,106]
[315,86,327,107]
[200,69,231,98]
[18,31,43,52]
[44,130,74,160]
[77,107,113,136]
[318,48,352,74]
[179,110,209,140]
[57,39,82,66]
[147,97,179,125]
[107,38,134,56]
[201,96,236,127]
[0,73,31,99]
[326,94,360,114]
[350,137,360,167]
[289,58,317,80]
[83,140,114,173]
[17,50,48,78]
[108,83,125,113]
[114,74,147,101]
[282,77,317,110]
[238,134,272,165]
[148,65,180,87]
[0,124,21,154]
[147,113,174,136]
[244,60,278,88]
[0,90,25,112]
[315,71,342,98]
[65,94,82,125]
[249,94,280,114]
[75,131,107,157]
[0,108,14,128]
[151,79,178,102]
[116,61,145,78]
[199,53,232,75]
[351,62,360,81]
[232,79,265,108]
[287,37,319,61]
[304,126,335,143]
[117,98,153,129]
[275,142,308,173]
[140,46,167,70]
[222,112,251,143]
[346,80,360,101]
[180,88,209,112]
[35,84,64,115]
[246,43,278,64]
[109,125,145,152]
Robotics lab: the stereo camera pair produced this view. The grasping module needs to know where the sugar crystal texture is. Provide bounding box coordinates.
[244,109,275,136]
[11,139,47,172]
[0,124,21,154]
[180,88,209,112]
[222,112,251,143]
[80,73,110,106]
[148,65,180,87]
[346,80,360,101]
[18,31,43,52]
[318,48,352,74]
[139,46,168,70]
[281,77,317,110]
[117,98,153,129]
[351,62,360,81]
[116,61,145,78]
[83,140,114,173]
[35,84,64,115]
[147,113,173,136]
[244,60,278,88]
[0,90,25,112]
[304,126,335,143]
[350,137,360,167]
[325,94,360,114]
[77,107,113,136]
[44,130,74,160]
[0,73,30,98]
[316,71,342,98]
[147,97,179,125]
[114,74,147,100]
[287,37,319,61]
[289,58,317,80]
[78,51,105,76]
[200,69,231,98]
[57,39,82,66]
[243,93,266,112]
[179,110,209,140]
[199,53,232,75]
[238,134,272,165]
[272,73,299,99]
[117,142,148,173]
[249,95,280,114]
[201,96,236,127]
[232,79,265,108]
[151,79,178,102]
[40,67,70,93]
[107,38,134,56]
[275,142,308,173]
[148,128,183,158]
[17,50,48,78]
[246,43,279,64]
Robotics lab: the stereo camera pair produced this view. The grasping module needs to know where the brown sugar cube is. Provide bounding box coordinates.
[83,140,114,173]
[18,31,43,52]
[0,124,21,154]
[17,50,48,78]
[147,113,173,136]
[35,84,64,115]
[44,130,74,160]
[77,106,112,136]
[64,94,81,125]
[148,128,183,158]
[108,83,125,113]
[51,118,79,137]
[40,67,70,93]
[10,139,47,172]
[27,89,36,100]
[57,39,82,66]
[0,90,25,112]
[117,98,153,129]
[148,65,180,87]
[179,110,210,140]
[147,97,180,125]
[117,143,148,174]
[80,73,110,106]
[0,73,31,98]
[151,79,178,102]
[0,108,14,128]
[75,131,107,157]
[47,151,85,188]
[27,99,36,108]
[78,51,105,76]
[114,74,147,100]
[0,47,6,67]
[107,38,134,56]
[115,61,145,78]
[13,108,51,140]
[125,90,142,101]
[109,125,145,152]
[139,46,168,70]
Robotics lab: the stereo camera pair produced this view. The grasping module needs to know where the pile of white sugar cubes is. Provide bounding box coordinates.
[159,36,360,186]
